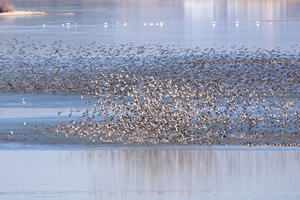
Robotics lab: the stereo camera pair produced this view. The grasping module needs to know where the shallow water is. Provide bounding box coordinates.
[0,148,299,200]
[1,0,300,50]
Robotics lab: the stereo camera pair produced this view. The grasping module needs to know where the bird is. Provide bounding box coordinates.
[69,109,73,117]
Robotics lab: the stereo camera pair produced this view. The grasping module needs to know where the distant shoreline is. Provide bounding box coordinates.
[0,11,46,16]
[0,11,75,16]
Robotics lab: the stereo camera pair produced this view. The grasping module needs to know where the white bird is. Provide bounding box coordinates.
[22,98,26,104]
[43,24,45,27]
[10,131,13,135]
[23,122,27,127]
[124,23,127,26]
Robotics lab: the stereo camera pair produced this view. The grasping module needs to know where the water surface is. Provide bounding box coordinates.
[0,149,299,200]
[1,0,300,50]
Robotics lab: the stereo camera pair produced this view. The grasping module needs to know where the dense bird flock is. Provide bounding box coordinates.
[1,39,300,146]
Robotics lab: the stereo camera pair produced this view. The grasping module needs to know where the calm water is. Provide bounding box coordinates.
[1,0,300,50]
[0,149,300,200]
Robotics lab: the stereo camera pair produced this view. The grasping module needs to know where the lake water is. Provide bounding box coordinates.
[1,0,300,199]
[1,0,300,50]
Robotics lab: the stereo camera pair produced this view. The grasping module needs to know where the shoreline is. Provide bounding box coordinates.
[0,11,46,16]
[0,11,75,16]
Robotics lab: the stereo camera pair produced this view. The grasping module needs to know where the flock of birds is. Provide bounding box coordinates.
[42,22,161,27]
[41,20,272,28]
[1,38,300,146]
[212,20,269,26]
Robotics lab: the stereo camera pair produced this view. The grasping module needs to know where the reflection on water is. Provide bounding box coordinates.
[68,150,300,195]
[185,0,300,22]
[1,0,300,50]
[0,149,299,200]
